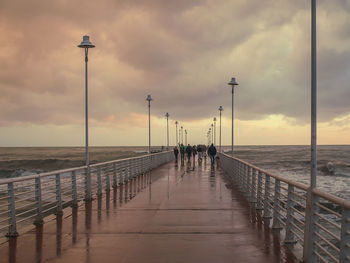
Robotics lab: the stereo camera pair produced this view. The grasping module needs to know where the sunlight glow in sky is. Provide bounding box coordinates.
[0,0,349,146]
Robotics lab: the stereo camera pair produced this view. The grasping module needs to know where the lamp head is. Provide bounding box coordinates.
[78,35,95,48]
[219,106,223,111]
[146,95,153,101]
[228,77,238,86]
[175,121,178,125]
[214,117,216,121]
[165,112,169,118]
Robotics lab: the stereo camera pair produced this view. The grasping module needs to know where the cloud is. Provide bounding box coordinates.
[0,0,349,130]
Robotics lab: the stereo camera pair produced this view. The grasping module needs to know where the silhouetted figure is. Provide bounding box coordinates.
[192,145,197,159]
[197,145,203,162]
[180,144,185,163]
[186,144,192,162]
[208,144,217,166]
[173,146,179,162]
[203,145,207,161]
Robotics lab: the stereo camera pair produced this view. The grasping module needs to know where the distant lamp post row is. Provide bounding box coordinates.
[77,35,238,162]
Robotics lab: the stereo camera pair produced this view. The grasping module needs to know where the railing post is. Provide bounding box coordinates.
[105,165,111,192]
[112,162,117,188]
[272,179,282,230]
[256,171,263,211]
[245,165,250,197]
[133,158,137,179]
[303,190,319,263]
[136,158,139,178]
[118,162,123,185]
[340,207,350,263]
[250,168,257,205]
[6,182,18,237]
[123,160,128,184]
[55,174,63,216]
[127,159,131,181]
[285,185,296,244]
[263,175,272,223]
[84,166,92,201]
[149,155,152,171]
[242,164,247,193]
[239,162,244,191]
[233,159,237,181]
[235,160,239,183]
[246,166,251,200]
[97,167,102,196]
[71,171,78,208]
[34,177,44,226]
[141,157,144,174]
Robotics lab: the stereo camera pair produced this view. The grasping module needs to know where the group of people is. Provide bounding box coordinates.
[173,143,217,166]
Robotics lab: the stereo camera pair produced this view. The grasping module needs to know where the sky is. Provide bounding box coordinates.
[0,0,349,146]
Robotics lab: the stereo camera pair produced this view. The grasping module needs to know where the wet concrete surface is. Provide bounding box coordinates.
[0,158,297,263]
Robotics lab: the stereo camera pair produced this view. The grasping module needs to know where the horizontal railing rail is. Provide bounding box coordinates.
[219,152,350,263]
[0,151,174,239]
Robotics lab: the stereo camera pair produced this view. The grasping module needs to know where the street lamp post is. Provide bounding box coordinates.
[213,117,217,146]
[165,113,169,150]
[185,129,187,145]
[304,1,318,261]
[181,126,184,144]
[146,95,153,154]
[228,77,239,155]
[209,128,211,145]
[211,124,214,145]
[218,106,223,152]
[175,121,178,146]
[78,35,95,201]
[179,127,181,145]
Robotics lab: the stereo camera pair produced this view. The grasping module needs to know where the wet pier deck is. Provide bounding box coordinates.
[0,159,297,263]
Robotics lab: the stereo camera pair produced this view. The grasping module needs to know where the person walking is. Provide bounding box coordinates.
[192,145,197,160]
[173,146,179,162]
[208,143,217,166]
[186,144,192,162]
[197,145,203,162]
[203,145,207,161]
[180,144,185,163]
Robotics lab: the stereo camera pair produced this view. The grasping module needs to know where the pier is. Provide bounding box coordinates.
[0,152,349,262]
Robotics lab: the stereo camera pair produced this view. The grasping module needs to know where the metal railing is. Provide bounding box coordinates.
[219,152,350,263]
[0,151,173,238]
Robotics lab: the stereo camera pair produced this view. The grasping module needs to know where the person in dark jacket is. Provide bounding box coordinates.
[180,144,185,162]
[173,146,179,161]
[192,145,197,159]
[186,144,192,162]
[208,144,217,166]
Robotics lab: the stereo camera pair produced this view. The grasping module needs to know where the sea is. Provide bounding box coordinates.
[0,145,349,200]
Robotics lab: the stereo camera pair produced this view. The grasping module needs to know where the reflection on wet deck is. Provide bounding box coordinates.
[0,159,297,263]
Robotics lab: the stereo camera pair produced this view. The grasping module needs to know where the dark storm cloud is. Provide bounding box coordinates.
[0,0,349,126]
